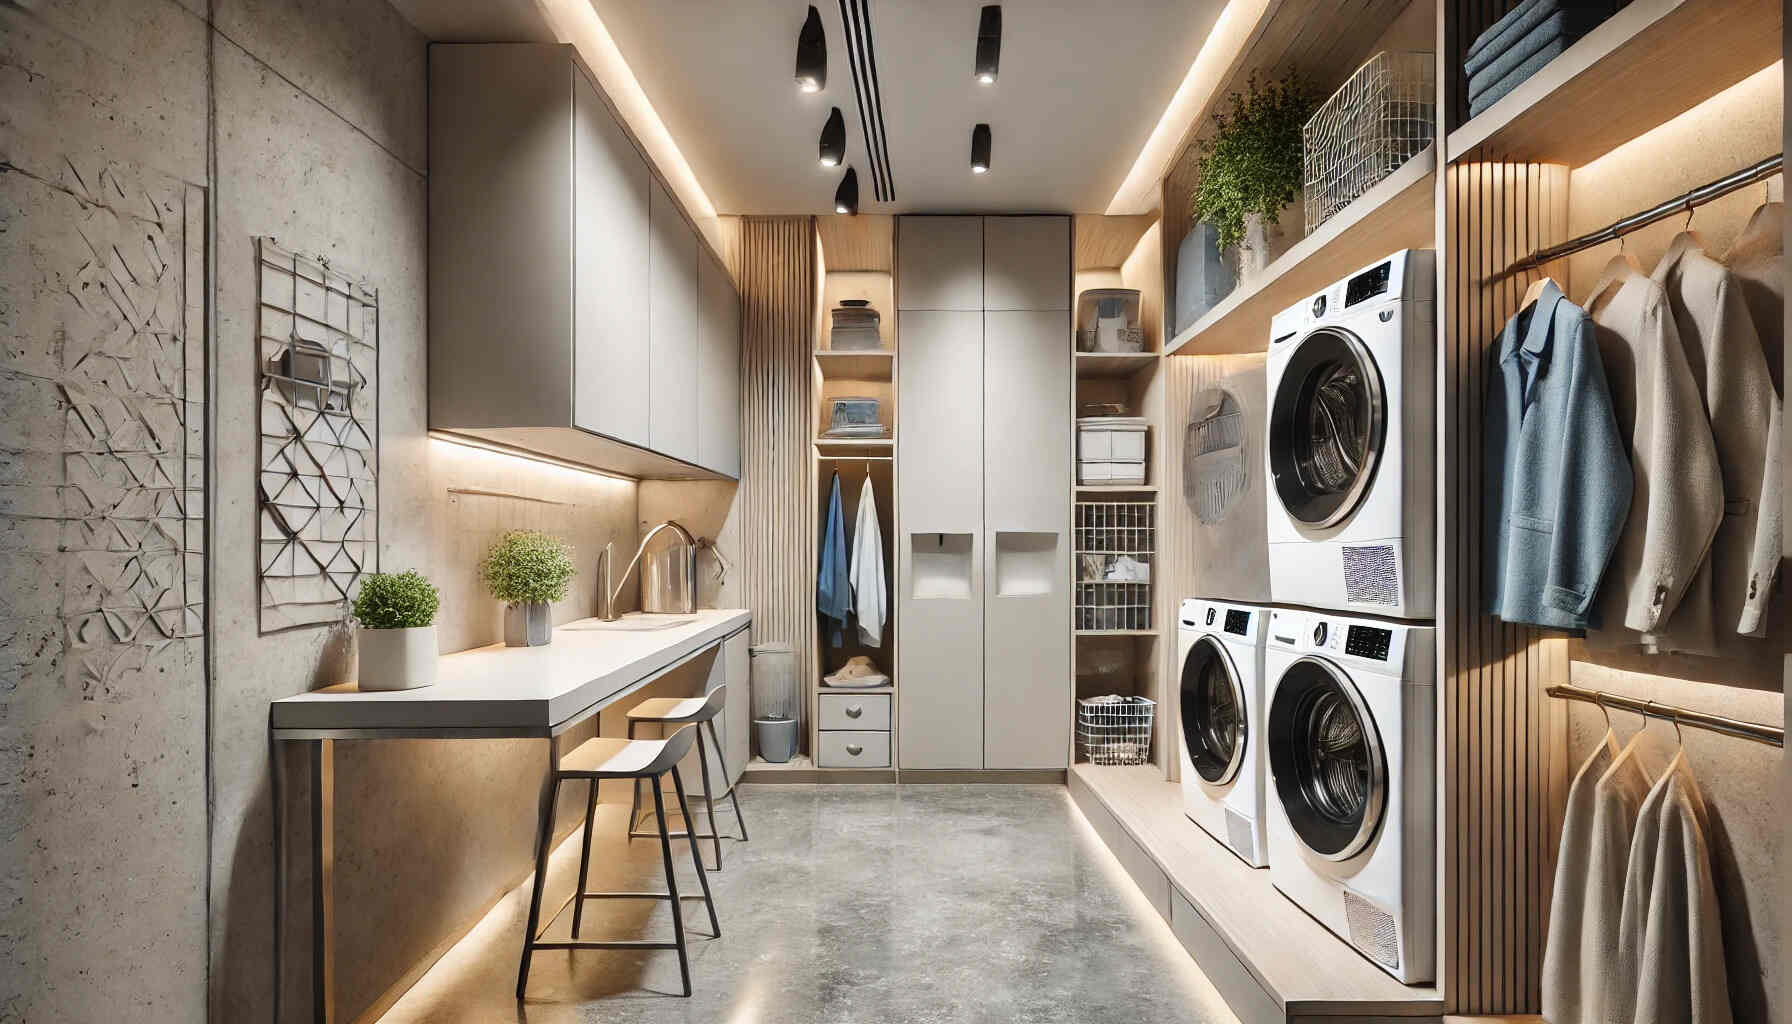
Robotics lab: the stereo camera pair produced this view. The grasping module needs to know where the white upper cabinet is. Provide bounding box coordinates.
[649,180,700,463]
[697,250,741,477]
[572,71,651,448]
[897,217,983,310]
[983,217,1070,310]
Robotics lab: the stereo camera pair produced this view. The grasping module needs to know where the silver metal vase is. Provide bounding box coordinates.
[504,601,552,647]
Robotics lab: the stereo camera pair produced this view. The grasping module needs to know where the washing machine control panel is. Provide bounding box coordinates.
[1344,624,1393,661]
[1224,609,1251,636]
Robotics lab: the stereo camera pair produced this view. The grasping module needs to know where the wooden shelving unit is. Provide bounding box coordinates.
[1163,146,1436,357]
[814,349,894,381]
[1074,351,1161,378]
[1444,0,1781,165]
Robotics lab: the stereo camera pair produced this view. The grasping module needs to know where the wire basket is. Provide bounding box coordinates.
[1075,502,1155,631]
[1303,51,1435,232]
[1077,696,1156,765]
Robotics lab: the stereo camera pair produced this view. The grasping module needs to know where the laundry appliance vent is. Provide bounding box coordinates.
[1341,543,1399,606]
[1343,890,1400,969]
[1224,808,1257,860]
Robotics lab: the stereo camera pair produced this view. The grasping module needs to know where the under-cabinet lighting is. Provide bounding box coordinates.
[971,124,991,174]
[975,6,1001,84]
[819,107,847,167]
[428,432,639,484]
[796,6,827,93]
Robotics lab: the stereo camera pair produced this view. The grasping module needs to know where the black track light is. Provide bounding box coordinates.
[795,6,827,93]
[819,107,847,167]
[834,167,859,214]
[971,124,992,174]
[975,6,1001,84]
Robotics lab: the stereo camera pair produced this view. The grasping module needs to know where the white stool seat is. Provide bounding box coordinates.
[627,696,711,723]
[560,736,665,776]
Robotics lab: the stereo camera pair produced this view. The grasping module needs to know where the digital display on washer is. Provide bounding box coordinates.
[1223,609,1251,636]
[1345,261,1392,307]
[1344,625,1392,660]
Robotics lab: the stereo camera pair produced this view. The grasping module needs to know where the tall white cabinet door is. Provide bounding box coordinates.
[897,217,983,311]
[982,308,1071,769]
[649,180,699,462]
[983,216,1069,311]
[898,309,984,769]
[696,251,741,477]
[571,71,651,447]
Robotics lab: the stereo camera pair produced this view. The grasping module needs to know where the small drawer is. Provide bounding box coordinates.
[817,730,890,768]
[1109,429,1147,463]
[1077,429,1114,461]
[819,693,891,731]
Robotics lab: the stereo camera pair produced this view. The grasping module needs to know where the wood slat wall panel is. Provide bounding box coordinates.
[1440,159,1570,1015]
[739,216,818,740]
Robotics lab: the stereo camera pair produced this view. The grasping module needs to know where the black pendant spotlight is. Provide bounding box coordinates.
[819,107,847,167]
[971,124,992,174]
[834,167,860,214]
[795,5,827,93]
[975,5,1001,84]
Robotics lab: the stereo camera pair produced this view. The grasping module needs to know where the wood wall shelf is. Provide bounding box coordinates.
[1076,484,1159,494]
[1165,146,1436,358]
[1445,0,1781,166]
[814,350,895,381]
[814,438,893,457]
[1074,352,1159,378]
[1075,628,1159,638]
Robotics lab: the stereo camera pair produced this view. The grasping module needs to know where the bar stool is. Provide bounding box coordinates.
[516,724,718,999]
[625,685,749,869]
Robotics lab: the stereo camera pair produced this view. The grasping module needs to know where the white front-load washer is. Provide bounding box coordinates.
[1176,598,1269,867]
[1265,249,1435,619]
[1263,607,1435,984]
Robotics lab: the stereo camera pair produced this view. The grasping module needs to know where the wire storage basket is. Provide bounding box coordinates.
[1303,51,1435,233]
[1075,501,1155,631]
[1077,696,1156,765]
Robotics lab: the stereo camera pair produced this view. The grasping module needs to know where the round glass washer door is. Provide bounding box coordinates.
[1266,657,1386,860]
[1269,327,1385,528]
[1180,635,1247,786]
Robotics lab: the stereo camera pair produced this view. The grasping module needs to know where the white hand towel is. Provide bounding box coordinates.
[1541,730,1619,1024]
[848,474,886,647]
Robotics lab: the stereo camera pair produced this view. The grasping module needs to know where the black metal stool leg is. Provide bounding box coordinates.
[570,777,599,938]
[706,719,748,842]
[626,719,642,840]
[516,774,562,999]
[693,726,722,869]
[651,777,693,997]
[671,766,720,937]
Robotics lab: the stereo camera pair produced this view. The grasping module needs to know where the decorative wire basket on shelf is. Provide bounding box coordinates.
[1077,696,1156,766]
[1302,51,1435,233]
[1075,501,1155,631]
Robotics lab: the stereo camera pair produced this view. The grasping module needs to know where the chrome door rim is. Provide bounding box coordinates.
[1180,635,1248,787]
[1268,655,1387,862]
[1269,327,1387,529]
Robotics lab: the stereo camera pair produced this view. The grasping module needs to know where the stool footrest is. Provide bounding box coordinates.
[578,891,709,901]
[529,940,682,951]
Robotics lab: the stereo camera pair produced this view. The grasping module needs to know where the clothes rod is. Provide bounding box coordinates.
[1545,684,1783,748]
[1504,153,1783,276]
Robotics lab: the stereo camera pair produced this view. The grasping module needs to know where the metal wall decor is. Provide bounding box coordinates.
[255,237,379,632]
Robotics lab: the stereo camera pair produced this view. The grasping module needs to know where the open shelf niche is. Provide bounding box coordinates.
[1070,214,1168,770]
[807,214,899,776]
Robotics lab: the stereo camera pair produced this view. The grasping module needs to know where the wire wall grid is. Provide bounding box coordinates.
[1303,51,1435,232]
[255,238,379,632]
[1075,501,1155,631]
[1077,696,1156,765]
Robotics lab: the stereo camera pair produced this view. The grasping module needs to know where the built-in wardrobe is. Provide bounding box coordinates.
[896,216,1073,770]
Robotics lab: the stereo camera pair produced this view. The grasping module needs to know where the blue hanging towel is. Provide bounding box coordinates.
[817,471,850,646]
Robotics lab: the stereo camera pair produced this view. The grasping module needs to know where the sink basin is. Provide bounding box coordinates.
[564,614,700,633]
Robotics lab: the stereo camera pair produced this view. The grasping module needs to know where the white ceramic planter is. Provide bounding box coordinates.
[357,624,438,691]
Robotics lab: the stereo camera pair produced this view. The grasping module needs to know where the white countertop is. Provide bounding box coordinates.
[270,609,751,735]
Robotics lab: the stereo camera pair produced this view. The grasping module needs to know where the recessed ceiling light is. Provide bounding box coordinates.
[795,6,826,93]
[971,124,991,174]
[819,107,846,167]
[834,167,859,214]
[975,6,1001,84]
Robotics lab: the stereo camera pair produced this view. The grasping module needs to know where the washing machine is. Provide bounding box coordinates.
[1263,607,1435,984]
[1176,598,1269,867]
[1265,249,1435,619]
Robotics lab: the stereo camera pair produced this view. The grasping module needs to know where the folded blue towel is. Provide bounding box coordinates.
[1466,8,1608,97]
[1465,0,1613,74]
[1468,37,1578,116]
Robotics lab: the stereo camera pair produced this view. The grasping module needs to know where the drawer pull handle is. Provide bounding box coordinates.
[846,744,864,756]
[845,705,863,718]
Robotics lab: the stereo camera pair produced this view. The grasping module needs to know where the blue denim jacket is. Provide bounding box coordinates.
[1482,282,1632,629]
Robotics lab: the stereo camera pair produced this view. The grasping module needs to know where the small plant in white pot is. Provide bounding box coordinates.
[481,529,575,647]
[352,570,441,691]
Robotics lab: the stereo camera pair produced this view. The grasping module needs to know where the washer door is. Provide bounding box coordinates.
[1180,636,1247,786]
[1269,327,1385,528]
[1267,657,1386,860]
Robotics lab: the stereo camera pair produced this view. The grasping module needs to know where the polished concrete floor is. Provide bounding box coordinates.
[380,784,1239,1023]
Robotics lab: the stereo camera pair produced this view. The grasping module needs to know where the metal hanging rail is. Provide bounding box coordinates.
[1545,684,1784,748]
[1503,153,1783,276]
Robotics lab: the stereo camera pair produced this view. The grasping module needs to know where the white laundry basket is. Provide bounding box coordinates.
[1077,696,1156,765]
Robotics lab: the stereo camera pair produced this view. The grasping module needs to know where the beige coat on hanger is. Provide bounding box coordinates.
[1584,258,1724,640]
[1720,201,1785,636]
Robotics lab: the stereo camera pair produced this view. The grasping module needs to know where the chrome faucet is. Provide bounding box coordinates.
[597,520,697,621]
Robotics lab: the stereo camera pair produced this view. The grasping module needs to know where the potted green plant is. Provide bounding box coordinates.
[480,529,576,647]
[1189,71,1315,283]
[352,570,441,690]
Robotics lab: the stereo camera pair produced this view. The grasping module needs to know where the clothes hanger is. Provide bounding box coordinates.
[1597,698,1655,787]
[1520,274,1555,310]
[1584,233,1644,309]
[1723,191,1783,263]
